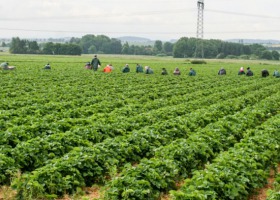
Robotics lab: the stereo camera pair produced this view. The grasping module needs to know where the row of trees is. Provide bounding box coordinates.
[173,37,280,60]
[67,34,280,60]
[9,37,82,55]
[42,43,82,55]
[7,35,280,60]
[69,34,174,56]
[9,37,40,54]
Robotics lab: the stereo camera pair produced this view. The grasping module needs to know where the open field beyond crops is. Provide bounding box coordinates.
[0,54,280,200]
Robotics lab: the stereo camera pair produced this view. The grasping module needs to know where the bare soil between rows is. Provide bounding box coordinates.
[1,164,279,200]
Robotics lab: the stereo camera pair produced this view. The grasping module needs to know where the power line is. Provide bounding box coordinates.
[206,9,280,19]
[1,27,280,35]
[0,8,279,22]
[207,30,280,34]
[0,27,187,34]
[0,9,196,22]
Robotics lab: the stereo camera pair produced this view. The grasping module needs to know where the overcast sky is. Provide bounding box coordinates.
[1,0,280,41]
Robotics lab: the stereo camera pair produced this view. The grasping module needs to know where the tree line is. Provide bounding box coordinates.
[9,37,82,55]
[7,35,280,60]
[68,34,174,56]
[174,37,279,60]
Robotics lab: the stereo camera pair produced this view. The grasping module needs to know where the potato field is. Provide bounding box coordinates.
[0,54,280,200]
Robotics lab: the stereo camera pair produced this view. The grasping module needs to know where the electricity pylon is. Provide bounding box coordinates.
[195,0,204,58]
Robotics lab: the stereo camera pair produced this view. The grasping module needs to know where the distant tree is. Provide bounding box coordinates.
[122,42,130,54]
[249,44,266,57]
[173,37,196,58]
[220,42,243,56]
[66,44,82,55]
[153,40,163,54]
[69,37,81,44]
[94,35,111,53]
[42,42,81,55]
[260,50,273,60]
[109,38,122,54]
[173,37,269,59]
[78,34,120,54]
[53,43,62,55]
[133,45,144,55]
[173,37,188,58]
[10,37,27,54]
[243,45,251,55]
[128,45,135,54]
[143,46,153,55]
[9,37,41,54]
[203,41,218,58]
[27,41,40,53]
[42,42,55,54]
[96,42,107,54]
[1,42,6,47]
[271,50,280,60]
[163,42,173,55]
[88,45,97,54]
[79,34,96,54]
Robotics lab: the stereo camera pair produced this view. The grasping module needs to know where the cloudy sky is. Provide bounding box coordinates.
[0,0,280,41]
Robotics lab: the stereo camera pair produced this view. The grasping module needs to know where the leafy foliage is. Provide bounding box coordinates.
[1,54,280,199]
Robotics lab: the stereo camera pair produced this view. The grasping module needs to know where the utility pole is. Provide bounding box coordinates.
[195,0,204,58]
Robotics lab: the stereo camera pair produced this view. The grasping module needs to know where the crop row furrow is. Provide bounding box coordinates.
[0,76,252,121]
[1,78,270,151]
[103,92,280,199]
[10,85,280,198]
[170,113,280,200]
[5,80,277,173]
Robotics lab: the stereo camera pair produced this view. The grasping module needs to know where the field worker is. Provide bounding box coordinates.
[173,67,181,75]
[189,68,196,76]
[103,64,113,73]
[261,69,269,77]
[91,55,101,71]
[218,67,226,75]
[122,64,130,73]
[238,67,245,75]
[161,68,168,75]
[246,67,254,76]
[273,70,280,78]
[44,63,51,70]
[145,66,154,74]
[84,62,91,69]
[0,62,15,70]
[136,64,143,73]
[0,62,9,70]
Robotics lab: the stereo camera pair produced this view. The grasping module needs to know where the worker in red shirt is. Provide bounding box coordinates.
[103,64,113,73]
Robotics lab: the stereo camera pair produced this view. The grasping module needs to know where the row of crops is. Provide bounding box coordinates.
[0,55,280,199]
[267,173,280,199]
